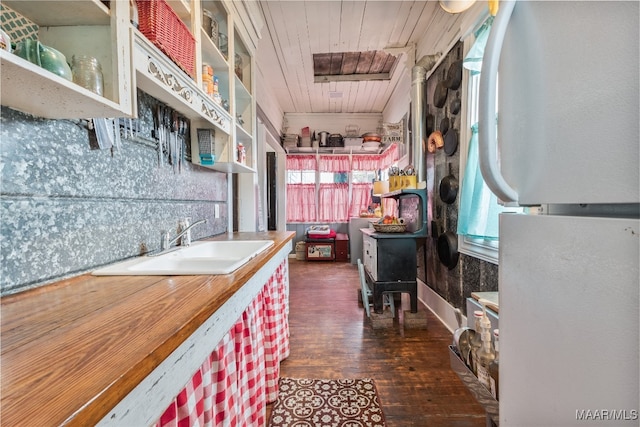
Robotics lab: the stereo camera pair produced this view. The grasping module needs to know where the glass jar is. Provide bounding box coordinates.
[71,55,104,96]
[234,53,243,80]
[218,33,228,58]
[202,10,213,38]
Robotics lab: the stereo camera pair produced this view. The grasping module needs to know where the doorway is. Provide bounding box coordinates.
[267,152,277,230]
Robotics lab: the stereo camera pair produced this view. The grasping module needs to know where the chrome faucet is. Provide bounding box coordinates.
[160,218,208,252]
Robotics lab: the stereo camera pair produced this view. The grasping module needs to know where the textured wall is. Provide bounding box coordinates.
[417,42,499,316]
[1,91,228,296]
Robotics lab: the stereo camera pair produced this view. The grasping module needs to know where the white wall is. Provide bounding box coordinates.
[256,65,285,135]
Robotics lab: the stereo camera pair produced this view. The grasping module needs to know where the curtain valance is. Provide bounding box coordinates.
[287,144,399,172]
[286,155,316,170]
[319,155,350,172]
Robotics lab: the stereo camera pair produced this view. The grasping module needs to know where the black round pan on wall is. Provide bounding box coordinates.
[444,118,458,156]
[439,163,458,204]
[437,231,459,270]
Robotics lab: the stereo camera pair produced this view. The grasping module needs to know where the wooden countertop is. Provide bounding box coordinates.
[0,231,295,427]
[471,291,499,313]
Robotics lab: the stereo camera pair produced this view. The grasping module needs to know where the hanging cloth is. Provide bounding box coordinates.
[462,16,494,75]
[456,123,507,240]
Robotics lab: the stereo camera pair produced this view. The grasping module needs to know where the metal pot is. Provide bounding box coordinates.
[437,231,459,270]
[439,163,458,204]
[318,131,329,147]
[452,308,476,367]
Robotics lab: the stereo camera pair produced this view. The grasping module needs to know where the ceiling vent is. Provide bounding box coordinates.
[313,50,398,83]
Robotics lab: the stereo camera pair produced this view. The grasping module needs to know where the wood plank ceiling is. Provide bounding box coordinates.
[312,50,398,83]
[256,1,462,114]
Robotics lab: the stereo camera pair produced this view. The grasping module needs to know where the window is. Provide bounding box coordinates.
[351,170,377,184]
[457,17,522,264]
[286,156,317,222]
[287,169,315,184]
[285,147,399,223]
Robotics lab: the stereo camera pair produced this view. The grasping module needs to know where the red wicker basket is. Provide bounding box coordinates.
[136,0,195,78]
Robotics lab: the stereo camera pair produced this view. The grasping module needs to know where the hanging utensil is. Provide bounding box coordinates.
[440,106,450,134]
[171,110,179,173]
[426,108,435,136]
[93,118,113,150]
[450,91,461,115]
[154,104,163,166]
[437,231,459,270]
[444,117,458,156]
[427,130,443,153]
[439,162,459,204]
[433,69,449,108]
[112,118,121,151]
[445,46,463,90]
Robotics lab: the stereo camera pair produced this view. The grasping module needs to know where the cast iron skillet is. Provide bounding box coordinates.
[440,106,449,134]
[426,107,435,136]
[450,91,461,115]
[433,70,448,108]
[439,163,458,204]
[437,231,459,270]
[445,59,462,90]
[444,117,458,156]
[445,46,463,90]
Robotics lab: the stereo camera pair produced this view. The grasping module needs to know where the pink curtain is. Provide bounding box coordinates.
[286,155,316,170]
[379,144,399,169]
[351,155,380,170]
[319,155,350,172]
[382,198,398,217]
[349,183,373,217]
[286,184,316,222]
[285,144,402,223]
[318,183,349,222]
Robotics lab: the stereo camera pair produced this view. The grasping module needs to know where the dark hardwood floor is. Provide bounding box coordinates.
[267,258,486,426]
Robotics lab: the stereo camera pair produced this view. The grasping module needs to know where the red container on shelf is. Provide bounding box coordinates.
[136,0,195,78]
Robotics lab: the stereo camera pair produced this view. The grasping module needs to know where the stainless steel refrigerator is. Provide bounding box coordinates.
[478,1,639,425]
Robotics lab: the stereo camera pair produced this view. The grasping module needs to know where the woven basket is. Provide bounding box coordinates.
[372,223,407,233]
[137,0,195,77]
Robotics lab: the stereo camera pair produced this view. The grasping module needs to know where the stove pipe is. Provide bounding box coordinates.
[411,54,439,183]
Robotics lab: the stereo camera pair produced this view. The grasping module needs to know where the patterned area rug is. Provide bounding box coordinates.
[268,378,386,427]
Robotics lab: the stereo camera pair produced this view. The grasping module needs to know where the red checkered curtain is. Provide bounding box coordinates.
[154,259,290,427]
[235,293,266,425]
[263,261,290,402]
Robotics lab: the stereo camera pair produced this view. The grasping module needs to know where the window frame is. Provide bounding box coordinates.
[457,30,500,265]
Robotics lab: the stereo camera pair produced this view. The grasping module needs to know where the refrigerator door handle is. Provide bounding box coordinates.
[478,0,518,203]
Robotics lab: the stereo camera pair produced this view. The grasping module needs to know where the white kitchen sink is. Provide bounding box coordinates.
[92,240,274,276]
